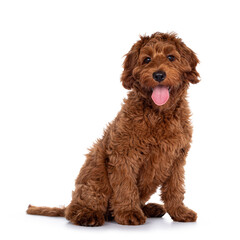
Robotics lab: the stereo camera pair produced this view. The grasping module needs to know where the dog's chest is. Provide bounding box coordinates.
[135,113,190,181]
[134,112,188,151]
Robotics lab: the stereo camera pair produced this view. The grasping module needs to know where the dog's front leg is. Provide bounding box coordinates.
[161,153,197,222]
[108,155,146,225]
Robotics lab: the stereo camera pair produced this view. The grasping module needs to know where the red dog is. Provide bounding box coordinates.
[27,32,199,226]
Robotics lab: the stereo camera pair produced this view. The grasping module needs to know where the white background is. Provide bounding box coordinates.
[1,0,240,239]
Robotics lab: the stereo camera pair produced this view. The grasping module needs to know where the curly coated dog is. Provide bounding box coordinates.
[27,32,200,226]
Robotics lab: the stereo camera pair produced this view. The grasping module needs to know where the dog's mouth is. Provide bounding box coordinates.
[151,86,171,106]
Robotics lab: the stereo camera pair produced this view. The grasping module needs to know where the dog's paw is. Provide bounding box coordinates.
[169,206,197,222]
[142,203,166,218]
[114,209,146,225]
[66,207,105,227]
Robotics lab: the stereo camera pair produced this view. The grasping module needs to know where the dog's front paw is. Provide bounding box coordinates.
[114,209,146,225]
[169,206,197,222]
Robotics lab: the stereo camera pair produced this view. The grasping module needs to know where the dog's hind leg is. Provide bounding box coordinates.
[142,203,166,218]
[65,142,112,226]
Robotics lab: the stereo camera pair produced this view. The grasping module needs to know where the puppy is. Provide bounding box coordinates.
[27,32,200,226]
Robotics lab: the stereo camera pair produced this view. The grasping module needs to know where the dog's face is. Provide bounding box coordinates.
[121,33,200,108]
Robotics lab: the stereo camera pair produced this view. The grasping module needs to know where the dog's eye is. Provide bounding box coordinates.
[167,55,175,62]
[143,57,151,64]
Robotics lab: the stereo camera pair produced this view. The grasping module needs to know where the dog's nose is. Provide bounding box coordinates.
[153,71,166,82]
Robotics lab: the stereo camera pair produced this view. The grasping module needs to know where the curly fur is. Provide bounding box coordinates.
[27,32,200,226]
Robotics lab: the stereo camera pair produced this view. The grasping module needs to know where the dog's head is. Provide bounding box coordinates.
[121,32,200,108]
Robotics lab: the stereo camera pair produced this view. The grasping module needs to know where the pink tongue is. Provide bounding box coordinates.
[151,86,169,106]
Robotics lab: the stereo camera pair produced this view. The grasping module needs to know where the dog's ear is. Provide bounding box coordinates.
[176,41,200,84]
[121,36,149,89]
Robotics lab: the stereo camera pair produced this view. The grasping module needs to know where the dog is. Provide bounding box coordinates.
[27,32,200,226]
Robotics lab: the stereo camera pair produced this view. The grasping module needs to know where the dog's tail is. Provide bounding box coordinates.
[26,204,65,217]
